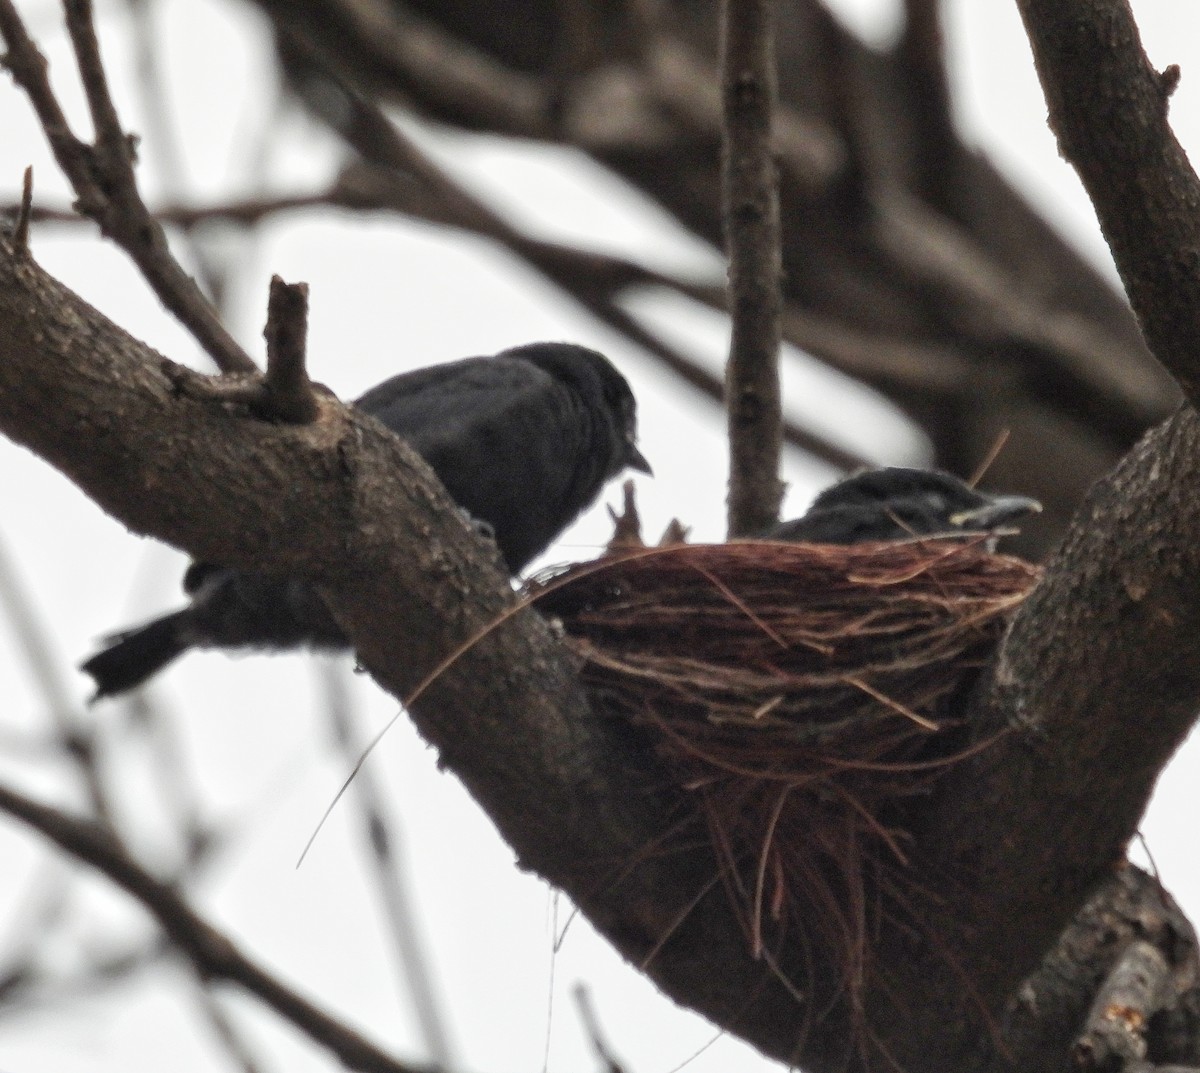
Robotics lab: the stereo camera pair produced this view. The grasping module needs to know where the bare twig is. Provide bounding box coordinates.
[0,780,432,1073]
[0,197,320,230]
[720,0,784,536]
[0,933,168,1013]
[0,860,70,1004]
[169,277,322,422]
[63,0,127,155]
[0,528,111,822]
[0,0,256,373]
[11,165,32,253]
[121,0,227,304]
[122,691,217,870]
[188,976,270,1073]
[573,983,628,1073]
[262,276,320,423]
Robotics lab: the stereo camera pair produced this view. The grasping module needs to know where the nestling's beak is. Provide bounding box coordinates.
[626,440,653,475]
[950,493,1042,530]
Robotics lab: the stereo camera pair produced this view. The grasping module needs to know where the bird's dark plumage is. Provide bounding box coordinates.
[82,342,650,698]
[767,467,1040,545]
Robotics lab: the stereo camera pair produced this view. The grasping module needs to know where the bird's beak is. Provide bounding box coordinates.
[950,493,1042,530]
[626,440,653,476]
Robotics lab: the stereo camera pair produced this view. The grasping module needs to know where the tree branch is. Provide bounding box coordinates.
[0,0,257,373]
[0,779,428,1073]
[857,404,1200,1070]
[720,0,784,536]
[1015,0,1200,407]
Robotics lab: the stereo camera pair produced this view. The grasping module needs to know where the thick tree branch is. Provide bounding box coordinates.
[720,0,784,537]
[1075,939,1171,1070]
[866,15,1200,1058]
[859,405,1200,1070]
[1015,0,1200,407]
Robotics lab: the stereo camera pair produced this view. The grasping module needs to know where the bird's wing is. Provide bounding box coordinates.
[354,356,596,570]
[353,356,557,447]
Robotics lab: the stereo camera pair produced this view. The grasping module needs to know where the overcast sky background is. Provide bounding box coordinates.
[1,1,1198,1071]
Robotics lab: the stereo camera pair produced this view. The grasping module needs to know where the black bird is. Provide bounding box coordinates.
[766,467,1040,545]
[82,342,651,698]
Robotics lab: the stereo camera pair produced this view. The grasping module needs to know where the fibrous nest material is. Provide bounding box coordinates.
[529,537,1041,1015]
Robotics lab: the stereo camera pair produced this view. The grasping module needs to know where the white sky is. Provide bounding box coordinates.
[1,1,1199,1071]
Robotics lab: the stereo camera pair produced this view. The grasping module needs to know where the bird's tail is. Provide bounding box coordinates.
[81,610,193,700]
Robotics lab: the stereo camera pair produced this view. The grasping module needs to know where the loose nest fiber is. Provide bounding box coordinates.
[529,537,1041,1014]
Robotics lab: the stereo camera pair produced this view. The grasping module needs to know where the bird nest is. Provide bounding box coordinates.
[529,537,1041,1012]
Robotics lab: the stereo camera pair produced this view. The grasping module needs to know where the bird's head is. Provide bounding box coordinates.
[500,342,652,477]
[771,467,1041,545]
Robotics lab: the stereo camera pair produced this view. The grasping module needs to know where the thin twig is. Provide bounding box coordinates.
[188,975,270,1073]
[572,983,628,1073]
[12,165,32,253]
[0,780,432,1073]
[121,0,226,303]
[0,933,168,1013]
[171,277,322,422]
[122,691,216,870]
[0,527,111,822]
[63,0,128,156]
[0,0,256,373]
[720,0,784,536]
